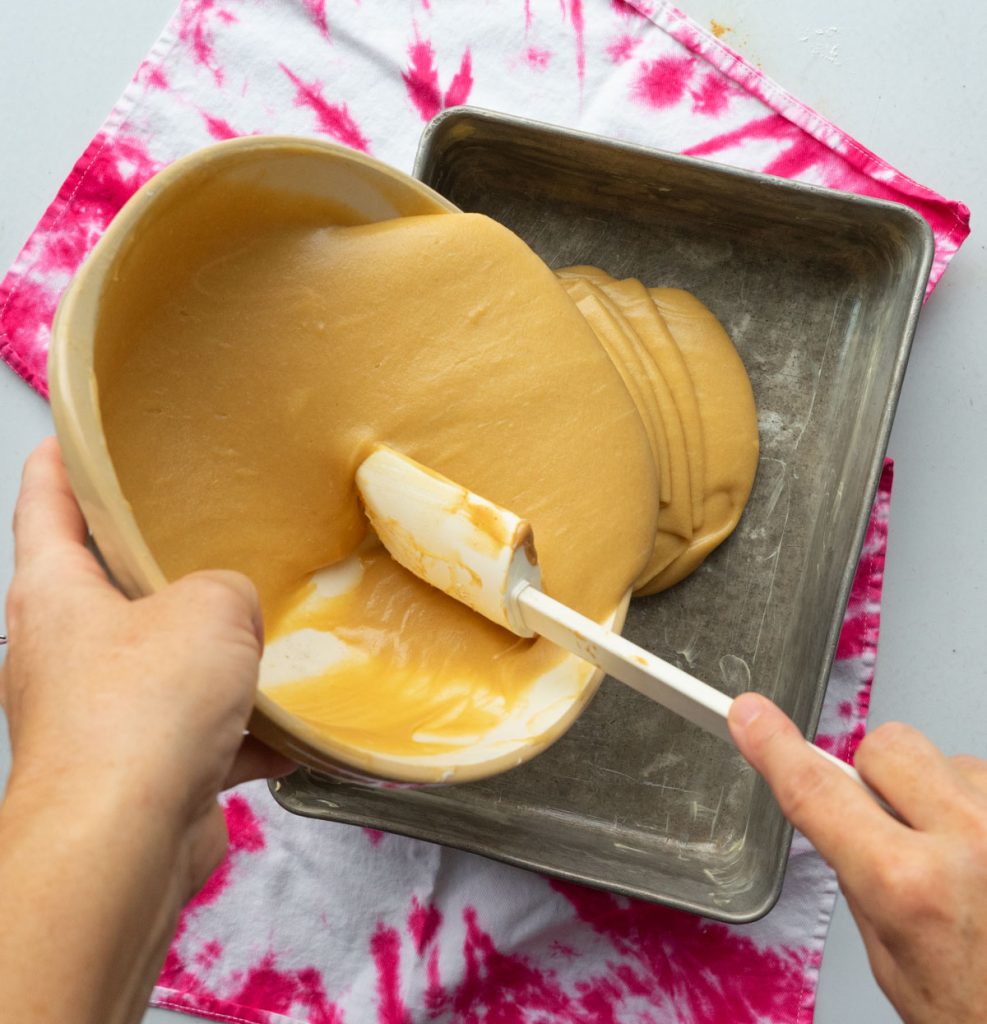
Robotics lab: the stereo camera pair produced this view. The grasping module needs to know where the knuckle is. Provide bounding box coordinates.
[870,844,961,930]
[183,571,240,605]
[866,720,918,753]
[873,851,931,916]
[950,794,987,844]
[857,721,919,767]
[778,759,833,822]
[173,571,259,635]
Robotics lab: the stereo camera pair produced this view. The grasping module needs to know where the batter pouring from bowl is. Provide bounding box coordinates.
[94,177,756,770]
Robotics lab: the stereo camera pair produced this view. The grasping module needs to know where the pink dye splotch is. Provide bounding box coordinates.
[159,953,345,1024]
[553,882,814,1023]
[835,608,881,664]
[816,461,893,764]
[31,134,160,275]
[633,59,736,115]
[226,792,267,846]
[444,48,474,107]
[683,109,966,250]
[524,0,533,32]
[606,33,641,64]
[817,682,871,764]
[407,896,443,955]
[690,70,736,116]
[403,38,442,119]
[280,64,372,151]
[524,46,552,70]
[835,498,888,663]
[228,956,343,1024]
[194,939,224,970]
[0,131,162,395]
[632,53,694,108]
[401,38,473,121]
[303,0,331,40]
[425,946,447,1015]
[176,0,236,86]
[364,827,385,847]
[567,0,586,86]
[136,59,170,90]
[451,906,576,1018]
[371,924,411,1024]
[0,275,59,394]
[201,111,240,140]
[611,0,646,16]
[685,113,809,163]
[407,896,448,1013]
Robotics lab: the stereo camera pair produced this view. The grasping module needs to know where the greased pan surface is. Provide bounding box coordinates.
[272,109,932,922]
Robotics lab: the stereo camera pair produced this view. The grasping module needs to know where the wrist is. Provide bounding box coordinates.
[0,766,191,1024]
[7,731,197,838]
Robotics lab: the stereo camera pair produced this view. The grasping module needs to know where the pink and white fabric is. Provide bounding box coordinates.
[0,2,969,1021]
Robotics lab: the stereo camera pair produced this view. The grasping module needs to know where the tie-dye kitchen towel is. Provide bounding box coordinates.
[0,1,966,1022]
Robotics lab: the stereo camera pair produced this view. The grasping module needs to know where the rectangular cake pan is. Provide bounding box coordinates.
[272,108,933,922]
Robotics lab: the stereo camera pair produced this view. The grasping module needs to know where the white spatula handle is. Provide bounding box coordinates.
[356,446,882,806]
[516,584,874,794]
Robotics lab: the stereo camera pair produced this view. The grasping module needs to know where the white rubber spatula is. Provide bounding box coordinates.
[356,444,872,793]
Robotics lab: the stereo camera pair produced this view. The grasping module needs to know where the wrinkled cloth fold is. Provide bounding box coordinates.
[0,1,968,1021]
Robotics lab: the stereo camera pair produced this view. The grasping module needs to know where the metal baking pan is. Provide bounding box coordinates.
[272,108,933,922]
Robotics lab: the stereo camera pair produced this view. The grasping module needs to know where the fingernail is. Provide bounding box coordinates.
[730,693,766,730]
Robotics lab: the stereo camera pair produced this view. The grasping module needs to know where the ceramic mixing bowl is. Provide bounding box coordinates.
[49,135,627,785]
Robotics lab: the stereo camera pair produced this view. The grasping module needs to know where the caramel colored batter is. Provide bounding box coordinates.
[95,182,757,764]
[557,268,759,596]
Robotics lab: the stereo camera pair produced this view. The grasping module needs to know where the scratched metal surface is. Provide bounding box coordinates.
[273,109,932,922]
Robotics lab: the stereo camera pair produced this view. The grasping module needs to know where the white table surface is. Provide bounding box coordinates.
[1,2,984,1022]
